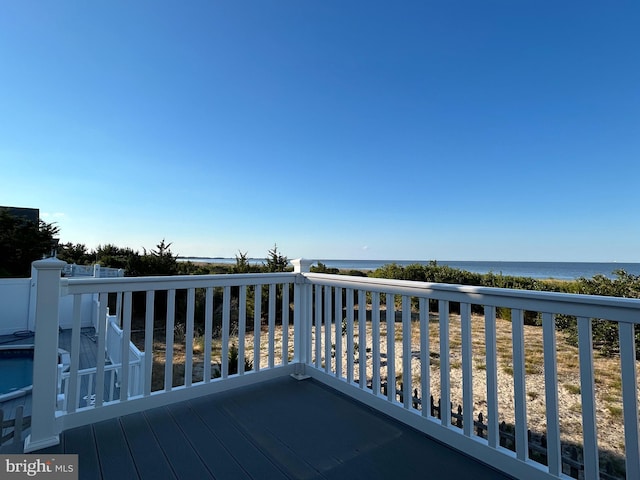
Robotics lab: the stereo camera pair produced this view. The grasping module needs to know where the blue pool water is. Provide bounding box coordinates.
[0,349,34,396]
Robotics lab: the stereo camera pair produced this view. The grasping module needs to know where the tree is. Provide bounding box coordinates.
[140,239,179,276]
[57,242,91,265]
[263,244,290,272]
[88,240,178,276]
[0,209,59,277]
[233,251,252,273]
[93,244,141,273]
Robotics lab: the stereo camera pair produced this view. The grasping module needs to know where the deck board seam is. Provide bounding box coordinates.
[252,423,329,480]
[185,400,257,479]
[212,400,296,480]
[93,418,140,480]
[117,416,147,480]
[91,424,107,480]
[141,408,184,480]
[165,403,217,479]
[223,392,329,480]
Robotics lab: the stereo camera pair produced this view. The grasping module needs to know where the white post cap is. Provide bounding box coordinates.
[291,258,314,273]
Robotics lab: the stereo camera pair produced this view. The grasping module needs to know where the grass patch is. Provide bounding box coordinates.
[525,362,541,375]
[564,384,581,395]
[608,405,623,420]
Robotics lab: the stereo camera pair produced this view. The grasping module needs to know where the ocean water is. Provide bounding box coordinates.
[179,258,640,280]
[324,260,640,280]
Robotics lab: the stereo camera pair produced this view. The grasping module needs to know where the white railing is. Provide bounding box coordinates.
[58,362,143,411]
[25,258,300,455]
[105,314,145,397]
[55,314,146,412]
[298,273,640,480]
[24,258,640,480]
[62,263,125,278]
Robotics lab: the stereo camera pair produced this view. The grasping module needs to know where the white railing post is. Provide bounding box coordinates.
[24,257,67,453]
[291,258,313,379]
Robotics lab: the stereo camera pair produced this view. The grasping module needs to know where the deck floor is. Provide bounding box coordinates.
[35,376,513,480]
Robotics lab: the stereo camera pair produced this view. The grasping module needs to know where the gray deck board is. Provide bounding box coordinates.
[39,376,513,480]
[61,425,101,480]
[142,407,215,479]
[92,418,139,479]
[164,402,253,480]
[188,398,289,479]
[219,379,395,474]
[119,413,177,480]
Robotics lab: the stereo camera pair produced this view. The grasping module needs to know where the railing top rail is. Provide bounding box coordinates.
[61,267,640,321]
[303,272,640,323]
[64,272,298,294]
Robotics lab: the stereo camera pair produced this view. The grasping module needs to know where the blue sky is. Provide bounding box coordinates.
[1,1,638,262]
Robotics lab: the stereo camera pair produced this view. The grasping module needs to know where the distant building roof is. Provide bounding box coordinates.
[0,206,39,223]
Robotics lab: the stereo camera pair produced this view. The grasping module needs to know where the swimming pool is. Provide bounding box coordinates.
[0,345,70,402]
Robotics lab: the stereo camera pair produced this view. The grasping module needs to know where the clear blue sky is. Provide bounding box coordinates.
[1,1,638,262]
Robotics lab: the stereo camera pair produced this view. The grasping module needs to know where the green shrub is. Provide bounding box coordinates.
[369,263,640,357]
[228,343,253,374]
[311,262,340,274]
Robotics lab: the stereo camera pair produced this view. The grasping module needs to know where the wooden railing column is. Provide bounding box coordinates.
[24,257,67,452]
[291,258,313,379]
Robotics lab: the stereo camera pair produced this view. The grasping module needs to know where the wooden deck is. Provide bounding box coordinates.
[33,376,513,480]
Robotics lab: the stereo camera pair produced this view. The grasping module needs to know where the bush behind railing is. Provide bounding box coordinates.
[370,262,640,357]
[108,259,640,357]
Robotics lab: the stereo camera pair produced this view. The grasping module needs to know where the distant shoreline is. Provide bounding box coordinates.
[177,258,640,280]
